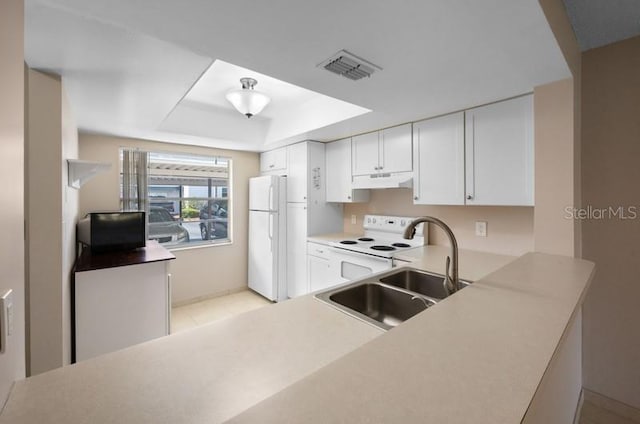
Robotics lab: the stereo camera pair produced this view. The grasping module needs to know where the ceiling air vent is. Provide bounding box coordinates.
[318,50,382,81]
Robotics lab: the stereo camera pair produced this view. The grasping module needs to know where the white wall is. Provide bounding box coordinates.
[25,70,78,375]
[0,0,26,403]
[78,134,260,304]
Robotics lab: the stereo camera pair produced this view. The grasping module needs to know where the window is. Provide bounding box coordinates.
[120,149,231,248]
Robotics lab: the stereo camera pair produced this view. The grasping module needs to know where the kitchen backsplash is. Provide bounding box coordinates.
[343,189,534,256]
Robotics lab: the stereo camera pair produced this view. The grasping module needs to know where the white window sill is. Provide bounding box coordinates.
[164,240,233,252]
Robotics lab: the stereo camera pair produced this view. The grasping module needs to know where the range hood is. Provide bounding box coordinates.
[352,172,413,189]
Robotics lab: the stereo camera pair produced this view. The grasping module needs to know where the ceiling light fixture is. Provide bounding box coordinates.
[225,77,271,118]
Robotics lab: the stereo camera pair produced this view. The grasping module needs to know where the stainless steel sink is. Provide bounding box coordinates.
[315,267,472,330]
[327,283,435,329]
[379,269,471,300]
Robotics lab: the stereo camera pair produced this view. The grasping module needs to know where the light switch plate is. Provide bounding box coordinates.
[475,221,487,237]
[0,289,13,354]
[351,215,357,225]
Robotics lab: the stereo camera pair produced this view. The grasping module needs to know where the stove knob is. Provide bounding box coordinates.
[401,220,406,226]
[373,218,377,223]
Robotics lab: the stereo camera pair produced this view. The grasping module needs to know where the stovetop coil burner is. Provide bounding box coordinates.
[370,245,396,251]
[358,237,374,242]
[340,240,358,245]
[392,243,411,248]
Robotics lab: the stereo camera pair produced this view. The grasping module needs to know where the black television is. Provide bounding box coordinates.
[77,211,146,254]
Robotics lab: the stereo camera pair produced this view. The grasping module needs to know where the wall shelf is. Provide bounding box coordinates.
[67,159,111,189]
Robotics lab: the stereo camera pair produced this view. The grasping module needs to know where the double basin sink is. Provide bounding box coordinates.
[315,268,471,330]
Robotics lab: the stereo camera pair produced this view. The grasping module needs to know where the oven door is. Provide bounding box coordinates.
[328,247,393,284]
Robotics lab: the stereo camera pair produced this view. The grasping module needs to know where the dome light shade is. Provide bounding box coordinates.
[225,77,271,118]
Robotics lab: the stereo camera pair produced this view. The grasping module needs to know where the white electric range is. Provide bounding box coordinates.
[328,215,427,283]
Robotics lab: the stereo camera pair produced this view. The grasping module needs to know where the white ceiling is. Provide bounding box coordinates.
[160,60,370,147]
[563,0,640,51]
[25,0,570,152]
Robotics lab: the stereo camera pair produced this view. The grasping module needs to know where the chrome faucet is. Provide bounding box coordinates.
[403,216,459,295]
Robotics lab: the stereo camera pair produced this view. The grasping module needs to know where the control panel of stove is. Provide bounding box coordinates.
[363,215,424,237]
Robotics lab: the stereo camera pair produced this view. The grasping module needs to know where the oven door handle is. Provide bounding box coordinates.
[328,247,393,264]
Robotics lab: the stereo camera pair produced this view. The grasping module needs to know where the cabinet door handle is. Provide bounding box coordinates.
[269,164,274,168]
[347,195,351,200]
[467,195,473,200]
[414,196,418,200]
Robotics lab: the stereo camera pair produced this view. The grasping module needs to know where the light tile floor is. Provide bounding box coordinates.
[579,400,640,424]
[171,290,272,333]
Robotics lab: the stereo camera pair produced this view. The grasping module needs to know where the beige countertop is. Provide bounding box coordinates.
[229,252,595,424]
[0,249,594,424]
[0,296,382,424]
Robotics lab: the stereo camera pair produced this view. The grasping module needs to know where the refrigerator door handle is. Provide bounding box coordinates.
[268,213,274,251]
[268,184,274,211]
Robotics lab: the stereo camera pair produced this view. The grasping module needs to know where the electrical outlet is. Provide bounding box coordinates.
[351,214,357,225]
[475,221,487,237]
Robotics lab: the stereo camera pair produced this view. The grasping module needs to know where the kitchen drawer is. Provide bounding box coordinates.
[307,242,330,260]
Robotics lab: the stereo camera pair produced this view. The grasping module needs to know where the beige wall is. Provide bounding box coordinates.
[343,190,534,256]
[79,134,260,304]
[0,0,26,402]
[538,0,584,259]
[25,70,78,375]
[533,78,576,256]
[581,35,640,409]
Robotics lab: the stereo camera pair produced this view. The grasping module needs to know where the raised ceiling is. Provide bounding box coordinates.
[563,0,640,51]
[160,60,370,147]
[25,0,570,152]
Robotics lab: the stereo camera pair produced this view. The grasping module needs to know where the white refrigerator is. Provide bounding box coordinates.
[248,175,287,301]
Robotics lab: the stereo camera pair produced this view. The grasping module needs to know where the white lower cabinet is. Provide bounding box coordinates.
[287,203,309,298]
[306,242,334,292]
[74,260,171,362]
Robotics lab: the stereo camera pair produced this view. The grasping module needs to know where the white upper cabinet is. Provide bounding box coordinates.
[325,138,370,203]
[286,142,309,203]
[352,124,412,176]
[380,124,413,174]
[465,94,534,206]
[260,147,287,174]
[352,131,380,176]
[286,141,326,204]
[413,112,465,205]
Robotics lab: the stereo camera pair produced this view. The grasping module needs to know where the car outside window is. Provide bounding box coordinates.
[120,149,231,248]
